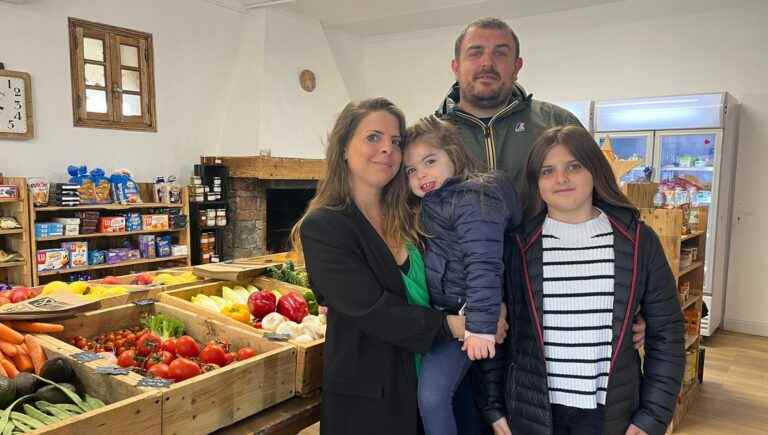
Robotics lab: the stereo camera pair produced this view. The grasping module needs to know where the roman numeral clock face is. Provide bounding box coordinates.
[0,72,33,139]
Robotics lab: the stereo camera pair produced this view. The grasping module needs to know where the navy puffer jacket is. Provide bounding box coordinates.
[421,172,520,335]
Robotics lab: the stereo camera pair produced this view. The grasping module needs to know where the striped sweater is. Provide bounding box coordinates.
[542,210,614,409]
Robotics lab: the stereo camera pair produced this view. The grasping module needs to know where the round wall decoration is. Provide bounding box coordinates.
[299,69,316,92]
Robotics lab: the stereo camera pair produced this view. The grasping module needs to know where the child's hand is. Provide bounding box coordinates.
[462,335,496,360]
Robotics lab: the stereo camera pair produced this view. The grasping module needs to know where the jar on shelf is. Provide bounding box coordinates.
[216,209,227,226]
[206,209,216,227]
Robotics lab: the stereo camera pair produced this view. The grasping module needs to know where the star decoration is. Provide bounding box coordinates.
[600,135,642,184]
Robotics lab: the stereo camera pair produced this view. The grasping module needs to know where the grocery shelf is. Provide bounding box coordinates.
[0,229,24,236]
[35,202,183,212]
[0,198,20,204]
[36,228,184,242]
[37,255,188,277]
[681,231,705,242]
[682,294,702,311]
[685,334,700,350]
[0,261,25,269]
[678,261,704,278]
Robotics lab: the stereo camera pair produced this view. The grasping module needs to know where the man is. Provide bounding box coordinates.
[436,17,582,185]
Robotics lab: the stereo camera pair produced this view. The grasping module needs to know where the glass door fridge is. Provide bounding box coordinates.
[595,132,654,184]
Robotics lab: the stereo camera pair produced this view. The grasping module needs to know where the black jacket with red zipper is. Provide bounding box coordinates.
[486,202,685,435]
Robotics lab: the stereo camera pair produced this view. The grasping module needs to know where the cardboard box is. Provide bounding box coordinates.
[142,214,169,231]
[62,241,88,268]
[99,216,126,233]
[37,248,69,271]
[35,222,65,239]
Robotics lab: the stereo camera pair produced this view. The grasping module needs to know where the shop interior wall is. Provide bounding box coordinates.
[0,0,243,182]
[359,0,768,335]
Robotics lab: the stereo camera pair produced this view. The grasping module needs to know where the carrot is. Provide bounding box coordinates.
[0,357,18,378]
[0,322,24,344]
[18,343,29,354]
[24,335,46,375]
[6,321,64,334]
[0,359,7,377]
[12,352,33,373]
[0,341,18,357]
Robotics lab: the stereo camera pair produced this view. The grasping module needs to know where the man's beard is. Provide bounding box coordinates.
[461,79,515,110]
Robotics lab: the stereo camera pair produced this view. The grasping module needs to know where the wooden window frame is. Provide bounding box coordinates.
[68,18,157,132]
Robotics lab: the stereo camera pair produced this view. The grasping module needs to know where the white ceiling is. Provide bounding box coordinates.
[210,0,624,36]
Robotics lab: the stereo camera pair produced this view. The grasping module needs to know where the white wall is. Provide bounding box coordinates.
[0,0,243,182]
[254,7,351,159]
[361,0,768,335]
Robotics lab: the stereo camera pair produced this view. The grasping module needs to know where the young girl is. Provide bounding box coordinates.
[403,115,518,435]
[499,125,685,435]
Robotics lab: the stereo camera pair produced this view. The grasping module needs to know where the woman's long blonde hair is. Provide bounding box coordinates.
[291,98,419,255]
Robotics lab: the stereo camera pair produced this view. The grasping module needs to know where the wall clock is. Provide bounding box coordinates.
[299,69,316,93]
[0,68,34,140]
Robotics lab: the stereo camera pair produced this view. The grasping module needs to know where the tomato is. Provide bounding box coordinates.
[117,350,138,368]
[224,352,237,366]
[101,276,120,285]
[147,362,171,379]
[175,336,200,358]
[168,357,201,381]
[145,351,174,370]
[237,347,258,361]
[162,338,177,356]
[199,343,227,366]
[136,332,162,357]
[9,288,31,304]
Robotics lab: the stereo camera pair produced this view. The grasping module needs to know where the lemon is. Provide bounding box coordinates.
[42,281,71,295]
[69,281,90,294]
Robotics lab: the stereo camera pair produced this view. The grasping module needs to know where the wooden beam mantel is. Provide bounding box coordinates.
[202,156,326,180]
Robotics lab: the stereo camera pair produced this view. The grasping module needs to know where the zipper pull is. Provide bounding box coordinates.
[484,126,491,139]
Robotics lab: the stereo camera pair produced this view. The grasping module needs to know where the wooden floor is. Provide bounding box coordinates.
[299,330,768,435]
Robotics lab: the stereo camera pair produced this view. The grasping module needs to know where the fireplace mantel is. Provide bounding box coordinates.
[202,156,325,180]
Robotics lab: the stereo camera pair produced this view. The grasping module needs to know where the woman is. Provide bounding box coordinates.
[291,98,466,435]
[497,126,685,435]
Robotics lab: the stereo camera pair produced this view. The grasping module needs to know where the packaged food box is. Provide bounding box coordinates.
[37,248,69,271]
[0,185,18,200]
[89,250,106,265]
[99,216,126,233]
[171,244,188,257]
[62,241,89,268]
[122,212,142,232]
[107,248,129,265]
[138,235,157,258]
[35,222,65,239]
[156,235,172,257]
[142,214,169,231]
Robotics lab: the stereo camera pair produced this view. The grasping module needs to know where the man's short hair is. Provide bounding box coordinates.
[454,17,520,60]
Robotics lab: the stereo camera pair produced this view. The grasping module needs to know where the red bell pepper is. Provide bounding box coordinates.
[276,292,309,323]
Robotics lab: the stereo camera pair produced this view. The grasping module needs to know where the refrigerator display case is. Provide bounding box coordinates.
[552,99,593,131]
[595,132,654,184]
[595,93,740,336]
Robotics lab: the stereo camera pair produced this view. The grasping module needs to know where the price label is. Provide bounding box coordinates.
[263,332,291,342]
[95,366,131,376]
[71,352,102,363]
[137,377,174,388]
[132,298,156,307]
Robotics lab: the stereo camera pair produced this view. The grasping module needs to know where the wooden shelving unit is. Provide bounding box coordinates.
[29,182,191,285]
[641,206,707,434]
[0,176,33,287]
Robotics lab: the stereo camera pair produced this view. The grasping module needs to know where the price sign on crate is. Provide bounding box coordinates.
[95,366,131,376]
[71,351,102,363]
[137,376,174,388]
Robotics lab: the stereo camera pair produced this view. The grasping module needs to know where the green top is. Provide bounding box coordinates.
[401,242,430,374]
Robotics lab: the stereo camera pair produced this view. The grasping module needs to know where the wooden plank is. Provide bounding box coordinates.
[38,255,189,276]
[623,182,659,209]
[203,156,326,180]
[0,176,33,286]
[679,261,704,278]
[36,227,184,242]
[214,395,321,435]
[35,202,184,212]
[46,301,297,434]
[0,229,24,235]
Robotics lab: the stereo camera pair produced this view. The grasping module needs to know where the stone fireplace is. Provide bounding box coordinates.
[202,156,325,259]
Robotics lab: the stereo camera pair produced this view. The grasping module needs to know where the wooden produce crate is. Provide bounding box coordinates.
[43,301,297,435]
[160,279,324,397]
[89,267,215,292]
[27,335,163,434]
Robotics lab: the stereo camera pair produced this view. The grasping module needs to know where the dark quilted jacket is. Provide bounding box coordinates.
[490,203,685,435]
[421,173,520,335]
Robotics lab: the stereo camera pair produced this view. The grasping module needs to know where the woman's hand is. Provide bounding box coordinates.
[625,424,648,435]
[633,315,646,350]
[492,417,512,435]
[496,303,509,344]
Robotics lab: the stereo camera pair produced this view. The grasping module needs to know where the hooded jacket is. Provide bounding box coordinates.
[436,82,582,185]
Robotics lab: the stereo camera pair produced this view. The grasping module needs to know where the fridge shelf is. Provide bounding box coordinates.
[661,166,714,172]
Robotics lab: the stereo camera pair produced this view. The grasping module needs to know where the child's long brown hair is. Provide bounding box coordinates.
[522,125,637,220]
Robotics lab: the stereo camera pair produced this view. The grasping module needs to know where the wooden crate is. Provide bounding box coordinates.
[29,335,163,434]
[160,279,324,397]
[623,182,659,209]
[0,176,33,287]
[44,301,297,435]
[88,268,215,292]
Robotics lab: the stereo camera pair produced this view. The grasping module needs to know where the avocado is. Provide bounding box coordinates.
[0,376,16,408]
[13,372,37,398]
[40,357,74,384]
[35,383,77,404]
